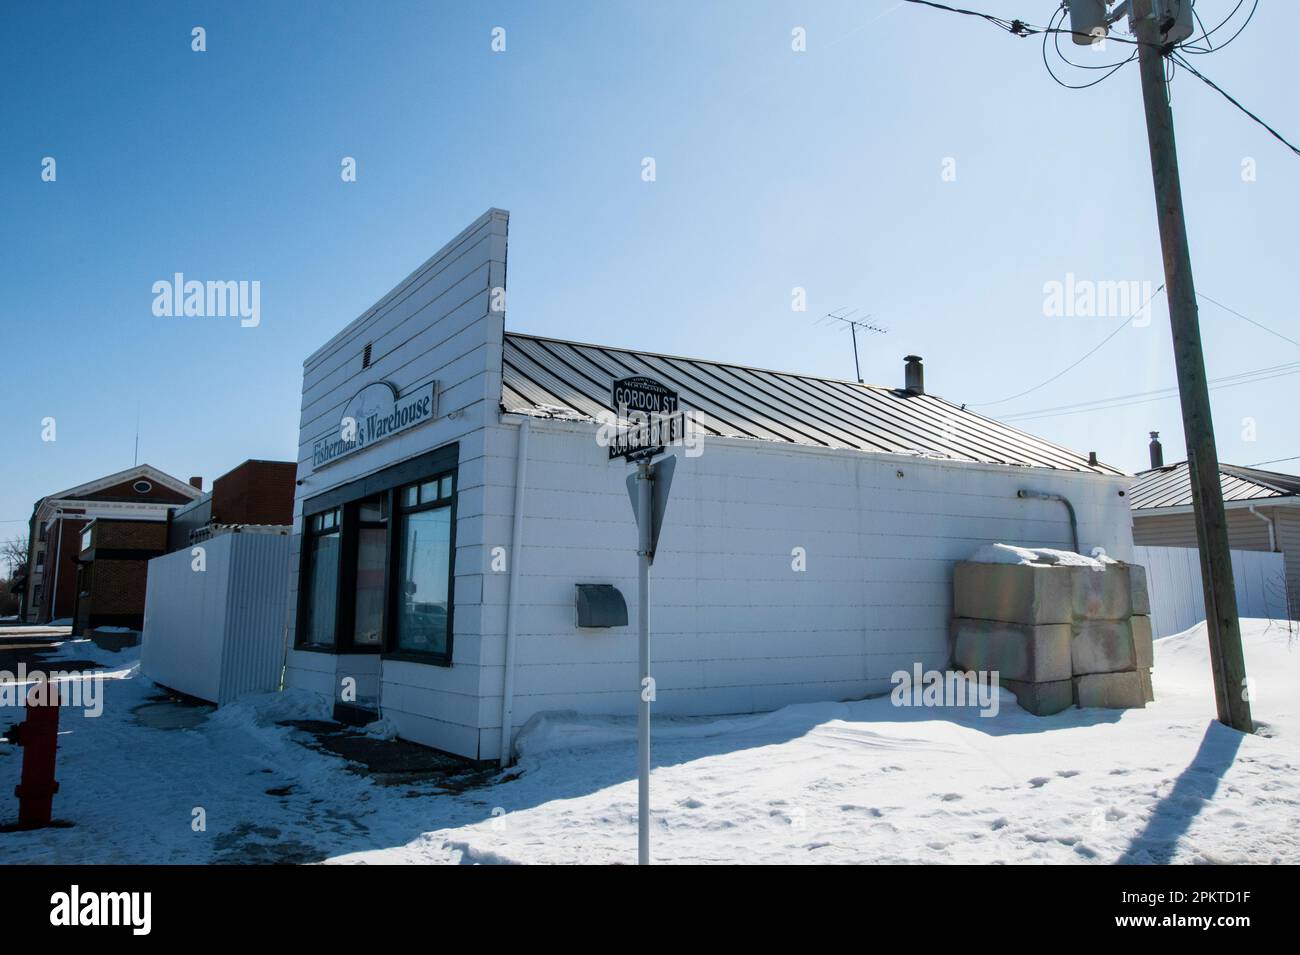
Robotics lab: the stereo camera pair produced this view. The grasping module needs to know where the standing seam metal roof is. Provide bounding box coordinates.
[1129,461,1300,509]
[500,333,1123,474]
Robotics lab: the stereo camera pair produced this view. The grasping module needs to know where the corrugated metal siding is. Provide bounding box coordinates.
[219,534,292,705]
[501,333,1122,474]
[1134,545,1291,636]
[142,533,289,705]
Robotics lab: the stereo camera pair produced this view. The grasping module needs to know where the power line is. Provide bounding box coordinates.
[973,283,1165,407]
[1169,51,1300,157]
[1197,292,1300,349]
[999,361,1300,423]
[1246,455,1300,468]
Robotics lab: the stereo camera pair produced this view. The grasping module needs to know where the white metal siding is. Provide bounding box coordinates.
[284,209,508,757]
[473,417,1134,760]
[142,533,290,705]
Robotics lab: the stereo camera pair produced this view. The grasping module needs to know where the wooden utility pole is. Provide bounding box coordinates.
[1131,0,1252,732]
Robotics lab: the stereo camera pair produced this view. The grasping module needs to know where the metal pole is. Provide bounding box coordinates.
[1132,2,1252,731]
[850,323,862,383]
[636,457,652,865]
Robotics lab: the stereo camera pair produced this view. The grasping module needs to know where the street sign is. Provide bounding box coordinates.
[609,377,683,461]
[613,376,678,417]
[625,454,675,564]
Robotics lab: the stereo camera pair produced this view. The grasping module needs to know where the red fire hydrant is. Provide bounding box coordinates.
[5,683,61,829]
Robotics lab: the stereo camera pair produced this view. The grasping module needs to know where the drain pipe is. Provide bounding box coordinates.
[1248,505,1276,552]
[499,417,530,767]
[1017,489,1079,555]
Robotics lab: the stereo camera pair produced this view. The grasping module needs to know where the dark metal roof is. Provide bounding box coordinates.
[500,333,1123,474]
[1130,461,1300,510]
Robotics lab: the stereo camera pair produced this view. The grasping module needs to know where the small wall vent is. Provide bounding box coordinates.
[575,584,628,629]
[362,342,373,369]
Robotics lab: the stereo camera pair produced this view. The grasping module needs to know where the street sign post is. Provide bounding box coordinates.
[612,377,679,865]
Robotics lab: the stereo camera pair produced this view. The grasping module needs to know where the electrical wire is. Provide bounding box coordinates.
[1246,455,1300,468]
[973,284,1165,408]
[999,362,1300,423]
[1170,51,1300,157]
[1197,293,1300,349]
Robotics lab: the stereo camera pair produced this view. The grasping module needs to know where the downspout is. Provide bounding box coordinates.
[1017,489,1080,555]
[499,416,530,767]
[1247,505,1276,552]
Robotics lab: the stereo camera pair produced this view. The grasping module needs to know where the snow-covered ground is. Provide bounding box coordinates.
[1,619,1297,864]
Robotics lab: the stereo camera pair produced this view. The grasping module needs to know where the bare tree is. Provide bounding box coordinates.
[2,535,29,579]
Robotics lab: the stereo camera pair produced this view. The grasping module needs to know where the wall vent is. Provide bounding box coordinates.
[362,342,373,369]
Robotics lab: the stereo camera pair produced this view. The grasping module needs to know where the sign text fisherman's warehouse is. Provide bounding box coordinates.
[313,380,437,468]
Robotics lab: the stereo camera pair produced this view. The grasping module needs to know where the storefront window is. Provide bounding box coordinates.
[352,495,387,647]
[298,449,456,661]
[302,508,341,647]
[395,475,455,658]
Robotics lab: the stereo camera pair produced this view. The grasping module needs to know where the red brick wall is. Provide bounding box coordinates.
[86,477,194,506]
[212,460,296,525]
[41,517,87,621]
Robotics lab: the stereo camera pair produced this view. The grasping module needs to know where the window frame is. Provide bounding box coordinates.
[295,443,458,665]
[385,471,457,666]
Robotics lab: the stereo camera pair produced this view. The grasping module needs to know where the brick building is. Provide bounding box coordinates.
[21,465,202,623]
[73,518,170,631]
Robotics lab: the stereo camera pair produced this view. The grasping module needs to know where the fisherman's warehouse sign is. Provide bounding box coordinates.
[313,380,437,469]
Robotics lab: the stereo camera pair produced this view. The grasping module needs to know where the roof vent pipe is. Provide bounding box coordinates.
[904,355,924,394]
[1148,432,1163,470]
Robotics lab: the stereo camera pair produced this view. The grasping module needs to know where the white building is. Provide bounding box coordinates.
[284,209,1135,762]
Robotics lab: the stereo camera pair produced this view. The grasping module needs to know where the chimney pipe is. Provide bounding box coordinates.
[904,355,924,394]
[189,476,204,491]
[1148,432,1163,470]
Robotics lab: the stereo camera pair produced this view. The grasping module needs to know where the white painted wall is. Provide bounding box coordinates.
[473,416,1134,760]
[284,208,508,756]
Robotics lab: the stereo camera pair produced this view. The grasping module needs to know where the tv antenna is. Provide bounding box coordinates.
[818,308,887,384]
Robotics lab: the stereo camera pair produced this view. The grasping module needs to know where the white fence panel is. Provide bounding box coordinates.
[142,533,290,705]
[1133,545,1289,637]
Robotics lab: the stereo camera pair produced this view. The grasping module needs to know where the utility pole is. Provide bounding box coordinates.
[1130,0,1252,732]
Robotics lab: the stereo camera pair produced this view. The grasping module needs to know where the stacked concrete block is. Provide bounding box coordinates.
[951,559,1153,715]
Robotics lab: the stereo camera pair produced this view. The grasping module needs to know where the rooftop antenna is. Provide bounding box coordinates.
[133,402,140,466]
[819,308,888,384]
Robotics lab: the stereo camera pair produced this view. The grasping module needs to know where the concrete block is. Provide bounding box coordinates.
[1070,564,1133,621]
[1132,616,1154,669]
[1071,618,1144,675]
[953,562,1074,626]
[952,618,1072,683]
[1003,678,1074,716]
[1128,564,1151,616]
[1138,667,1154,703]
[1074,671,1146,709]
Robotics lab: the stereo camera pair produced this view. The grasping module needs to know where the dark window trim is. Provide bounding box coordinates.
[295,444,459,663]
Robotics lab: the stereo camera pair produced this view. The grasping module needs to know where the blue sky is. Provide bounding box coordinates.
[2,0,1296,548]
